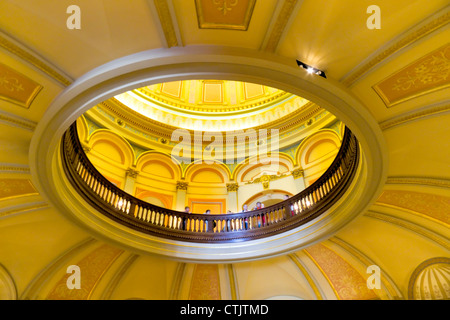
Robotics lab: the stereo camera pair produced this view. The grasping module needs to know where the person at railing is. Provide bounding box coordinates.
[183,206,191,231]
[241,204,248,213]
[284,194,295,216]
[203,210,210,232]
[253,202,262,210]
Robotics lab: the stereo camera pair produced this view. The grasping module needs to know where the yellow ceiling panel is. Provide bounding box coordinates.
[195,0,256,30]
[0,63,42,109]
[373,43,450,107]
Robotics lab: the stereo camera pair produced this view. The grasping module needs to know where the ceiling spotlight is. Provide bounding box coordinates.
[296,60,327,78]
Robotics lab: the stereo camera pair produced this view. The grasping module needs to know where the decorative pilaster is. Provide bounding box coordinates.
[124,168,139,194]
[175,181,188,211]
[226,183,239,213]
[291,168,306,193]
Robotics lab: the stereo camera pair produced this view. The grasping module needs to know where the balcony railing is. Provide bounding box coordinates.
[61,121,359,243]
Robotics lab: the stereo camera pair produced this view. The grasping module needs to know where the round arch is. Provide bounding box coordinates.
[87,129,135,168]
[234,152,295,183]
[295,129,341,168]
[135,150,182,181]
[184,159,232,183]
[29,45,388,263]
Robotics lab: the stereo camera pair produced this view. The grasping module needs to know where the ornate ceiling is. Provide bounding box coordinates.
[114,80,310,131]
[0,0,448,301]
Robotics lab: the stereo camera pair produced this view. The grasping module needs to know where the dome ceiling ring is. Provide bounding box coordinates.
[29,46,388,263]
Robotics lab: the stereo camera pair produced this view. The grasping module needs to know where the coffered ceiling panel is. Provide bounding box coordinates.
[195,0,256,30]
[173,0,278,48]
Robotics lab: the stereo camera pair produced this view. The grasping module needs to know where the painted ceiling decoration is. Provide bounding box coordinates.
[0,62,42,108]
[408,257,450,300]
[195,0,256,30]
[373,43,450,107]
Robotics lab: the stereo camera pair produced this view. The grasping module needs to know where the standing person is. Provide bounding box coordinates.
[204,209,211,232]
[183,206,191,230]
[253,202,262,210]
[241,204,249,229]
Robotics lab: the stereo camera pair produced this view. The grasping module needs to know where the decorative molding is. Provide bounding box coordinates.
[288,253,323,300]
[328,237,402,299]
[0,109,37,131]
[342,10,450,87]
[170,262,186,300]
[373,44,450,107]
[0,31,72,87]
[386,176,450,188]
[188,264,221,300]
[153,0,179,48]
[0,62,42,108]
[0,178,38,200]
[365,210,450,251]
[408,257,450,300]
[100,254,140,300]
[82,146,91,153]
[379,102,450,130]
[176,181,189,190]
[261,0,299,52]
[20,237,97,300]
[226,264,239,300]
[195,0,256,31]
[0,163,30,174]
[46,244,123,300]
[304,244,378,300]
[0,201,49,218]
[291,168,304,179]
[0,263,17,300]
[226,182,239,192]
[125,168,139,178]
[99,97,324,143]
[245,173,287,189]
[376,190,450,226]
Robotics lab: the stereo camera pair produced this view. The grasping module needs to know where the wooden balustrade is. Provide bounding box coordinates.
[61,122,359,243]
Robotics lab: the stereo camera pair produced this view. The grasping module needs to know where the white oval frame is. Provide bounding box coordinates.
[29,46,388,263]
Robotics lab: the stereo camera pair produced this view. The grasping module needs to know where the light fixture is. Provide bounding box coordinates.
[296,60,327,78]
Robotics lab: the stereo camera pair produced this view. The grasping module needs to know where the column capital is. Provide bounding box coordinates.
[226,183,239,192]
[176,181,189,190]
[291,168,304,179]
[126,168,139,178]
